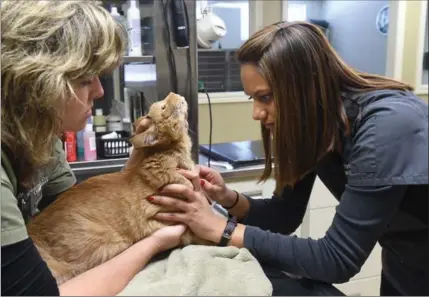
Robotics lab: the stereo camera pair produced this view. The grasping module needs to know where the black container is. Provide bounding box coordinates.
[95,131,132,159]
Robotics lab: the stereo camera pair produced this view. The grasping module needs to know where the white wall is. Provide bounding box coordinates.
[321,0,389,75]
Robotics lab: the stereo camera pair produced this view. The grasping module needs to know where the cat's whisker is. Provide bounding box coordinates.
[145,97,155,105]
[188,128,196,136]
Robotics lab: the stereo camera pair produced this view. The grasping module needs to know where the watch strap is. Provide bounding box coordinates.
[218,216,237,247]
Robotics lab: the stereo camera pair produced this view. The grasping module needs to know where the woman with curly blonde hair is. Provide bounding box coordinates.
[1,1,186,295]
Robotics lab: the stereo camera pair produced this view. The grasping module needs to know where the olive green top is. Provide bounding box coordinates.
[1,139,76,246]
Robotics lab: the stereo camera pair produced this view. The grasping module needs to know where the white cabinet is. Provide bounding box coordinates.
[224,175,382,296]
[225,178,275,199]
[307,177,382,296]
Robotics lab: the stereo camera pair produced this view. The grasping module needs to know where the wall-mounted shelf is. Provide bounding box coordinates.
[122,55,155,64]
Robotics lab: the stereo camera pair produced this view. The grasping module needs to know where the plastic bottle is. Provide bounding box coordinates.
[93,109,107,132]
[106,113,124,132]
[83,117,97,161]
[127,0,142,56]
[64,132,77,162]
[110,6,129,55]
[76,130,85,159]
[106,103,124,132]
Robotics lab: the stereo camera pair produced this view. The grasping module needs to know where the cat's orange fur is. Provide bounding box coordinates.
[27,92,210,285]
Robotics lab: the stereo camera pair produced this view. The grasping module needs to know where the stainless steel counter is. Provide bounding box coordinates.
[69,153,266,181]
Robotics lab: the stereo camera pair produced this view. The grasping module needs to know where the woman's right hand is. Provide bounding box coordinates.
[198,165,236,207]
[148,224,187,253]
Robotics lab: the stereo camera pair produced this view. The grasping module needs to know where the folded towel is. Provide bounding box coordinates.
[118,245,273,296]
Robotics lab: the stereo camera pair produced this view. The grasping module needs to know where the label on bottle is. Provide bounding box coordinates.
[129,19,141,54]
[89,136,97,151]
[64,131,77,162]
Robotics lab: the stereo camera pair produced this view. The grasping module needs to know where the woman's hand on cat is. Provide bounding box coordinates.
[197,165,238,208]
[148,173,227,243]
[149,224,188,252]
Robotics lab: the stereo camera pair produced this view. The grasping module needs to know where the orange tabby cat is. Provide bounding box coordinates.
[27,92,209,285]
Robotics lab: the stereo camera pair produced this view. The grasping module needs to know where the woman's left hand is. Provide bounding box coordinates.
[148,168,228,244]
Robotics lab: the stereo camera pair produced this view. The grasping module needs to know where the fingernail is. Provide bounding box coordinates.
[200,180,205,186]
[148,196,155,201]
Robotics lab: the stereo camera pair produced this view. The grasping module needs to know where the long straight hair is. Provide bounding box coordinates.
[236,21,413,195]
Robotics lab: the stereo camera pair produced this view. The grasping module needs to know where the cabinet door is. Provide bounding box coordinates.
[225,179,264,199]
[308,179,382,294]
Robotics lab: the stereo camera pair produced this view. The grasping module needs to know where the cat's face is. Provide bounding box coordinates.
[130,92,189,148]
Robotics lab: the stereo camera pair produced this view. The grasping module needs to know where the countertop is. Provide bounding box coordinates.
[69,153,266,179]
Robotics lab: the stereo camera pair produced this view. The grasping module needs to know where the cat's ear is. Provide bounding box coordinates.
[131,117,159,148]
[134,116,151,134]
[131,128,159,148]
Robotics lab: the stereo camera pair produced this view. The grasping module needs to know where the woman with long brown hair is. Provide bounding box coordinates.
[150,21,428,295]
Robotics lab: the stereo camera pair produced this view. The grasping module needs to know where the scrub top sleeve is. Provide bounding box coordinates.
[347,97,428,186]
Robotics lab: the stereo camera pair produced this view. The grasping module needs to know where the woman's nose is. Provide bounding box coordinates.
[91,77,104,100]
[252,102,267,121]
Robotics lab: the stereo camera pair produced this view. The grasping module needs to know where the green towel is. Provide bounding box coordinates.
[118,245,273,296]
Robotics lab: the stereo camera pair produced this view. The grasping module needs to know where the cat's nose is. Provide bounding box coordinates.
[178,96,187,106]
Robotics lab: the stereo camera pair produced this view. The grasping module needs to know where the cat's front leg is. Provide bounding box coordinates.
[177,158,195,171]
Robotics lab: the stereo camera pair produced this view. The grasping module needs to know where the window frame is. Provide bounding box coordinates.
[197,0,265,103]
[285,2,307,22]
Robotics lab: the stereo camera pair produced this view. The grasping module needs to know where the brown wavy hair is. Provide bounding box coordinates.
[236,21,413,195]
[1,0,127,188]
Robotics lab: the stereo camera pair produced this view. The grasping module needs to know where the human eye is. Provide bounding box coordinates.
[79,76,95,87]
[260,94,273,102]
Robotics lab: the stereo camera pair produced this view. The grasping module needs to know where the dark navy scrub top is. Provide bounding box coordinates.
[240,89,428,295]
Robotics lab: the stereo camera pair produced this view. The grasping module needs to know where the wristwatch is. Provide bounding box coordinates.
[218,215,237,247]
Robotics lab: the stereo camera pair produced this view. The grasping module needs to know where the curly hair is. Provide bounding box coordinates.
[1,0,127,187]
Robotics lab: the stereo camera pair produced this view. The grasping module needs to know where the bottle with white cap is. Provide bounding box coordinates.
[83,117,97,161]
[93,108,107,132]
[110,6,129,55]
[127,0,142,56]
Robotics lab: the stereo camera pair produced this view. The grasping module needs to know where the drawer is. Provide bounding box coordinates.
[308,207,336,238]
[309,207,382,281]
[225,178,275,200]
[225,180,263,196]
[335,276,381,296]
[309,177,339,209]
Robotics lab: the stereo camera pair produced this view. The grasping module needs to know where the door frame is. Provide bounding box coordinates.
[385,0,407,80]
[414,0,428,94]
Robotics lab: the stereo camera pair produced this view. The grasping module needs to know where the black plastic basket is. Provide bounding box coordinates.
[95,131,132,159]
